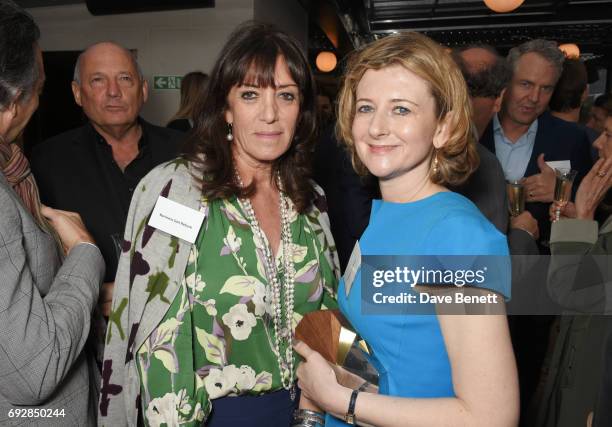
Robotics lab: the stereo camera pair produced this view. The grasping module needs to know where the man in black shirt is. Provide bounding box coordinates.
[31,42,183,315]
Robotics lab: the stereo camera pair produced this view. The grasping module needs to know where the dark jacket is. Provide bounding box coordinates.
[480,111,593,245]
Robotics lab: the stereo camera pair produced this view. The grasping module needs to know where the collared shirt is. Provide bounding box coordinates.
[493,114,538,181]
[90,122,152,214]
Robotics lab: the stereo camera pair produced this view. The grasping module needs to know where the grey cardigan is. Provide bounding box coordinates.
[0,172,105,426]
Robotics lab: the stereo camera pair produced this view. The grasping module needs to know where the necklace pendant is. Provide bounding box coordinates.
[290,384,296,401]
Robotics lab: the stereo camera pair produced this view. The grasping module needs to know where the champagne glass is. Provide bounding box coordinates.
[506,179,525,217]
[553,168,578,222]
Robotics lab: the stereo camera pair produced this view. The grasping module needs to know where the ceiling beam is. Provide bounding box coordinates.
[369,3,612,32]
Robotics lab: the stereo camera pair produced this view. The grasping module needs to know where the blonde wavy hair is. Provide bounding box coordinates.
[336,31,478,186]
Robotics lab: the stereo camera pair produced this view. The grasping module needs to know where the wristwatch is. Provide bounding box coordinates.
[344,381,370,424]
[344,389,360,425]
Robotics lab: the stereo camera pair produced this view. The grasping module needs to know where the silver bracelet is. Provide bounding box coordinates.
[291,409,325,427]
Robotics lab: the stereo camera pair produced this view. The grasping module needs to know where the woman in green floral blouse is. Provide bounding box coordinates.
[99,22,339,427]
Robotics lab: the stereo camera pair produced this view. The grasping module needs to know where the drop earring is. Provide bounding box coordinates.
[226,123,233,141]
[432,152,439,174]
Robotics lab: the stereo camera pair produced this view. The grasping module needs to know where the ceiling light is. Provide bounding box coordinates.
[483,0,524,13]
[316,51,337,73]
[558,43,580,58]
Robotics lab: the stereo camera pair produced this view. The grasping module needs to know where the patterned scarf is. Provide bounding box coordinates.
[0,139,63,251]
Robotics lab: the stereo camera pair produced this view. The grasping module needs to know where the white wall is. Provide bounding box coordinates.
[28,0,254,125]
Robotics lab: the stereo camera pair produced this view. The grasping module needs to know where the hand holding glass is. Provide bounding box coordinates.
[553,168,577,222]
[506,180,525,217]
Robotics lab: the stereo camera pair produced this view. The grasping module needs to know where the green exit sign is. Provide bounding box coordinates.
[153,75,183,90]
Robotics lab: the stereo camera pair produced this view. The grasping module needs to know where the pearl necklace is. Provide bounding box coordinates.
[235,171,296,399]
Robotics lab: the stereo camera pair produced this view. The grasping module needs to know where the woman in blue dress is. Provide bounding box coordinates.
[294,32,519,426]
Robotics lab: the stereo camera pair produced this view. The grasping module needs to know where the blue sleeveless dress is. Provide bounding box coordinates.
[326,192,509,426]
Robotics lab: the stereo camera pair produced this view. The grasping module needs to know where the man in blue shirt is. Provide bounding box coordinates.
[453,44,540,243]
[480,39,593,247]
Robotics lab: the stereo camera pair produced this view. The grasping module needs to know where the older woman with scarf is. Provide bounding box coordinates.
[0,1,104,426]
[99,22,339,427]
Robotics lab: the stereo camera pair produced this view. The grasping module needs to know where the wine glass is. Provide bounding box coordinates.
[553,168,578,222]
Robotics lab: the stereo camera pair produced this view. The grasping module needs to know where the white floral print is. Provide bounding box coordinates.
[252,282,268,316]
[145,392,180,427]
[204,365,239,399]
[134,194,339,427]
[222,303,257,340]
[236,365,257,391]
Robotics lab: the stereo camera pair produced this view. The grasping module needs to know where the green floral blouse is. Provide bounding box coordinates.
[136,196,338,426]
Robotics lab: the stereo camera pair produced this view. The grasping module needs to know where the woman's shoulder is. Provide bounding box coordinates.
[429,192,508,254]
[389,191,490,227]
[139,157,193,188]
[435,191,482,213]
[307,179,329,215]
[128,157,199,218]
[134,158,194,198]
[435,192,496,225]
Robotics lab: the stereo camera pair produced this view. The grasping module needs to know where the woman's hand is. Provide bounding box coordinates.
[549,201,577,221]
[294,340,349,414]
[41,206,95,253]
[574,157,612,220]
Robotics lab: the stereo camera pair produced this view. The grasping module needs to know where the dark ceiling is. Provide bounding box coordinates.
[17,0,612,70]
[16,0,81,6]
[313,0,612,60]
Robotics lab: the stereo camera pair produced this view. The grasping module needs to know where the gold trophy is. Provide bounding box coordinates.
[295,310,378,385]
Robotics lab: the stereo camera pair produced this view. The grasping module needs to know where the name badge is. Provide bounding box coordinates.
[344,242,362,296]
[148,196,204,243]
[546,160,571,170]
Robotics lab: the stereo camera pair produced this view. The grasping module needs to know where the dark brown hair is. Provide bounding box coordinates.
[182,21,317,212]
[549,58,588,113]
